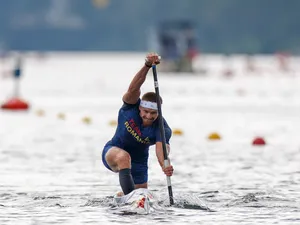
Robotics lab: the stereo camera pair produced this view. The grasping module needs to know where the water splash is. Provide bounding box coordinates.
[159,192,213,211]
[82,196,113,207]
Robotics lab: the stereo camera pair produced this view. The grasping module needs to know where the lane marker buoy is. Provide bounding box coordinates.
[172,128,183,136]
[82,116,92,124]
[252,137,266,146]
[208,132,221,140]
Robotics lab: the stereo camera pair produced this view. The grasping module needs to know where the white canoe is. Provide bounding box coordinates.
[113,188,155,214]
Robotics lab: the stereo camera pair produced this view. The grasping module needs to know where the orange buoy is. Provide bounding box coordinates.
[208,132,221,140]
[108,120,117,126]
[82,116,92,124]
[252,137,266,146]
[57,112,66,120]
[35,109,45,117]
[172,128,183,136]
[1,97,30,111]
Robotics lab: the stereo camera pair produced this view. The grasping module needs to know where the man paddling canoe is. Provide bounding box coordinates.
[102,53,174,195]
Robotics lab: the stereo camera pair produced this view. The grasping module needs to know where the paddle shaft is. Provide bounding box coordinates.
[152,65,174,205]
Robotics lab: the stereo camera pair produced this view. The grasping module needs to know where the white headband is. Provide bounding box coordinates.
[140,100,158,110]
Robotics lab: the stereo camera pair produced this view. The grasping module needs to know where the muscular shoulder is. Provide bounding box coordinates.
[120,99,141,111]
[122,89,141,105]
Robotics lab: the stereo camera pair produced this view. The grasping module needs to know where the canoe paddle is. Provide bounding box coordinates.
[152,64,174,205]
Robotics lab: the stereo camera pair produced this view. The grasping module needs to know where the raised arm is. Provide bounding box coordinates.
[122,53,160,104]
[122,65,150,104]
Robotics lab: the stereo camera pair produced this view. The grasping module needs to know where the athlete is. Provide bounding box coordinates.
[102,52,174,195]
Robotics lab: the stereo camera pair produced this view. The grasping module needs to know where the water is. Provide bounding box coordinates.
[0,53,300,224]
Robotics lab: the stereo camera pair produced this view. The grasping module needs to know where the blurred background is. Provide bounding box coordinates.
[1,0,300,53]
[1,0,300,73]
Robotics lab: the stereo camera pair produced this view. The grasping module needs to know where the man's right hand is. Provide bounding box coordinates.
[145,52,161,67]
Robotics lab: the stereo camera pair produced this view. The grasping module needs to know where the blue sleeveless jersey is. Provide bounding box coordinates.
[104,99,172,165]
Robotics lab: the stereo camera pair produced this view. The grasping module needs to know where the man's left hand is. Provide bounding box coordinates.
[162,165,174,177]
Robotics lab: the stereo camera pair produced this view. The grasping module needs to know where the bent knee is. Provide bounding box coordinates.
[115,151,131,169]
[115,151,131,162]
[105,148,131,170]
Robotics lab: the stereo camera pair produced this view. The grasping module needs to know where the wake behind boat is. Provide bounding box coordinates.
[113,188,156,215]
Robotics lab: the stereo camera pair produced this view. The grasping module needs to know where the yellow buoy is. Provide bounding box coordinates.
[108,120,117,127]
[82,116,92,124]
[208,132,221,140]
[172,128,183,136]
[57,113,66,120]
[36,109,45,117]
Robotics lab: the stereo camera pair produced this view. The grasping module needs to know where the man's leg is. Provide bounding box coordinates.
[131,162,148,189]
[105,147,135,195]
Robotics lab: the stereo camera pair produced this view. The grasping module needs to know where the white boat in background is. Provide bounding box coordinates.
[113,188,156,214]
